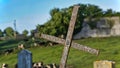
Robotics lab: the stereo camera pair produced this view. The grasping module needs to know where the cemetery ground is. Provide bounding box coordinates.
[0,36,120,68]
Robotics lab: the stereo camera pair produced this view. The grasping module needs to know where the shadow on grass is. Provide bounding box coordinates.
[0,40,19,46]
[0,40,20,51]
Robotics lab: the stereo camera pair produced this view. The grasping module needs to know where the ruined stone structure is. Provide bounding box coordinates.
[73,17,120,39]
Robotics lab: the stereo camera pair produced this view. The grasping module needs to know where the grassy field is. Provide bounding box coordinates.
[0,36,120,68]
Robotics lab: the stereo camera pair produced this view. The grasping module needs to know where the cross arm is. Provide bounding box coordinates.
[40,33,99,55]
[40,34,65,44]
[71,42,99,55]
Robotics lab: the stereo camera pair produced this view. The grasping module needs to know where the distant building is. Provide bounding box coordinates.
[31,29,39,38]
[0,37,5,40]
[15,34,26,40]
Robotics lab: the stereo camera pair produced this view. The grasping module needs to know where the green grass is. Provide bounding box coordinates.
[0,36,120,68]
[0,39,20,51]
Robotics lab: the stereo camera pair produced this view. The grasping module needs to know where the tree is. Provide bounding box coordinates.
[4,27,14,38]
[104,9,113,16]
[84,4,102,17]
[36,3,119,37]
[0,29,3,37]
[114,12,120,16]
[50,8,60,16]
[22,29,29,36]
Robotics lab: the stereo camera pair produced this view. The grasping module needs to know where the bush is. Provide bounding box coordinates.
[88,18,100,29]
[106,19,115,28]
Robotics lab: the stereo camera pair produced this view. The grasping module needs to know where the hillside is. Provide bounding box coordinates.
[0,36,120,68]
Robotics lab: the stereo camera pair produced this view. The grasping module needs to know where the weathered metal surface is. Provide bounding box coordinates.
[60,6,80,68]
[41,33,99,55]
[18,50,32,68]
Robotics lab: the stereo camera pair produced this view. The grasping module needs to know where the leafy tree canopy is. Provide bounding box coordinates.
[0,29,3,37]
[22,29,29,36]
[36,3,120,38]
[4,27,14,38]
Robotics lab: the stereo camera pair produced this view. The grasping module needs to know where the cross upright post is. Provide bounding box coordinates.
[59,6,80,68]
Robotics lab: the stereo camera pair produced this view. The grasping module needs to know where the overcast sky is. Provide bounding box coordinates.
[0,0,120,33]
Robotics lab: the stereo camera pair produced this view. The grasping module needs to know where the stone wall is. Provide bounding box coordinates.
[73,17,120,39]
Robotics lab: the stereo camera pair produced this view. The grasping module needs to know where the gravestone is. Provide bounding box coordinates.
[36,5,99,68]
[94,60,115,68]
[18,49,32,68]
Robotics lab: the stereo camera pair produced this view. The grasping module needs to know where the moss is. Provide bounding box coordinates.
[88,18,100,29]
[106,19,115,29]
[88,21,97,29]
[88,18,115,29]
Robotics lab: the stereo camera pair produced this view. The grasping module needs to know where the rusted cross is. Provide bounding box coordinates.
[36,5,99,68]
